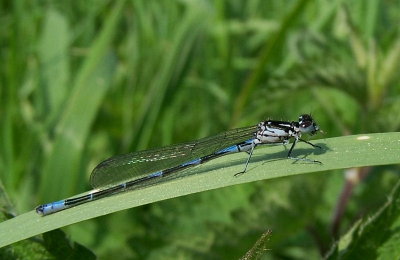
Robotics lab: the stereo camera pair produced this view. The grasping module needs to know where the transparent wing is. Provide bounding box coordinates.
[90,125,257,188]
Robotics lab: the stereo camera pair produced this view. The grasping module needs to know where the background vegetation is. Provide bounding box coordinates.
[1,0,400,259]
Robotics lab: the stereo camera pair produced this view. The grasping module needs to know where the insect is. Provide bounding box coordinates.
[36,114,322,215]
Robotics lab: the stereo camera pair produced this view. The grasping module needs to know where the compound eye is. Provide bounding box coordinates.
[300,121,312,129]
[298,114,319,135]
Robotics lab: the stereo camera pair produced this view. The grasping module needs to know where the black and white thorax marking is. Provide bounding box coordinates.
[238,114,322,168]
[255,120,298,145]
[255,114,319,145]
[233,114,321,176]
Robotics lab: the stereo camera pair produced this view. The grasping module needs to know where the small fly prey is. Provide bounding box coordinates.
[36,114,322,215]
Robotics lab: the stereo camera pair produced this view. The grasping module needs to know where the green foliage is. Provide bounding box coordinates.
[240,230,272,260]
[1,0,400,259]
[326,180,400,260]
[42,229,96,260]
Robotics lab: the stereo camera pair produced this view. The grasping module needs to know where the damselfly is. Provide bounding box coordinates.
[36,114,322,215]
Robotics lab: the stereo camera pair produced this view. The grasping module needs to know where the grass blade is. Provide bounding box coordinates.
[0,132,399,247]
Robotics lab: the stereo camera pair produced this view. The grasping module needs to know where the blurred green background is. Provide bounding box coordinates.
[1,0,400,259]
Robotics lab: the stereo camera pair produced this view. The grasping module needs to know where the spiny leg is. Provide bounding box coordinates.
[287,139,322,164]
[234,145,256,176]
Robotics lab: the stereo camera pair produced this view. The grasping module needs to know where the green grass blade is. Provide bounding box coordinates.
[1,132,400,248]
[232,0,311,124]
[39,1,124,201]
[39,9,70,111]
